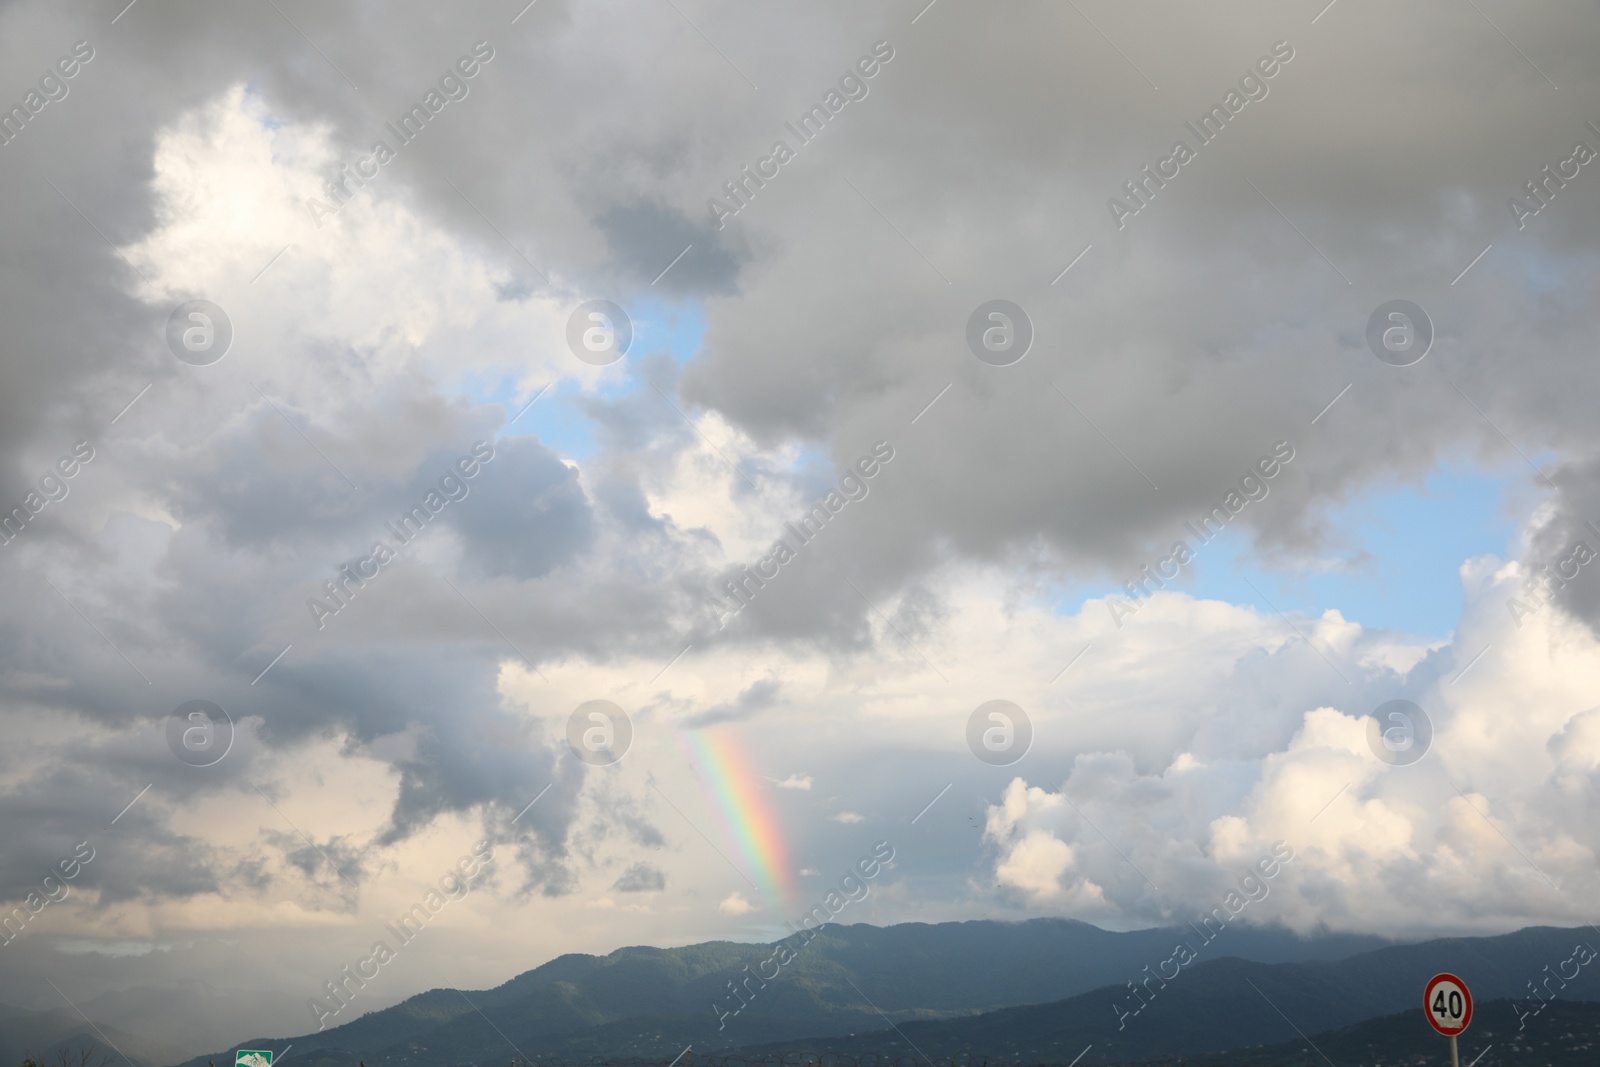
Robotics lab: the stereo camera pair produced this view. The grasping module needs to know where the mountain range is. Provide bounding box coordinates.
[739,925,1600,1064]
[169,919,1389,1067]
[7,919,1597,1067]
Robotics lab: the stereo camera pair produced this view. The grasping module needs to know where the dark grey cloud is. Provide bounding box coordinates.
[611,861,666,892]
[594,199,743,295]
[1523,454,1600,636]
[447,435,593,580]
[261,827,364,911]
[682,677,781,728]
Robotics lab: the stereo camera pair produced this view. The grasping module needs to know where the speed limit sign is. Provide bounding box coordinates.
[1425,973,1473,1035]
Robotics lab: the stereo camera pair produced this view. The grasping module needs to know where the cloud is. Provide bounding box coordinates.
[611,863,666,893]
[717,891,755,915]
[593,199,744,296]
[831,812,865,824]
[447,436,595,581]
[994,828,1077,901]
[771,773,812,790]
[681,677,781,728]
[972,565,1600,937]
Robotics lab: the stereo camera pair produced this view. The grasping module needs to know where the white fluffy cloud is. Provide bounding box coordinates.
[718,891,756,916]
[981,557,1600,939]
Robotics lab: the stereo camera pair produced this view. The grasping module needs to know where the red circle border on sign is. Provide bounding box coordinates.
[1424,972,1474,1035]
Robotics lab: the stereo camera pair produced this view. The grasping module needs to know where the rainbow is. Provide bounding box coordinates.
[683,728,794,913]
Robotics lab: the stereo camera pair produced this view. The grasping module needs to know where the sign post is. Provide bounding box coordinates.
[1424,973,1473,1067]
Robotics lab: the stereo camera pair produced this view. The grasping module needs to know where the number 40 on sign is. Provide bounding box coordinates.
[1424,973,1473,1067]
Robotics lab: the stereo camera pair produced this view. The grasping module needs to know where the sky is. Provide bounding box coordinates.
[3,0,1600,1054]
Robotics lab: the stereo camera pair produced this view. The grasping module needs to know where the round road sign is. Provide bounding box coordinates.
[1424,973,1473,1035]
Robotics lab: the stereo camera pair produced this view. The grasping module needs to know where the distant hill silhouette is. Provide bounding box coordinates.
[0,1000,187,1067]
[165,918,1390,1067]
[720,999,1600,1067]
[736,925,1600,1064]
[157,922,1600,1067]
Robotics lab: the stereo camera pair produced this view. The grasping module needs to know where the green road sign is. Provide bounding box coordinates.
[235,1051,273,1067]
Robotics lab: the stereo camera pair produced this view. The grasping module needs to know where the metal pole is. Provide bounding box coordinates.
[1449,1034,1459,1067]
